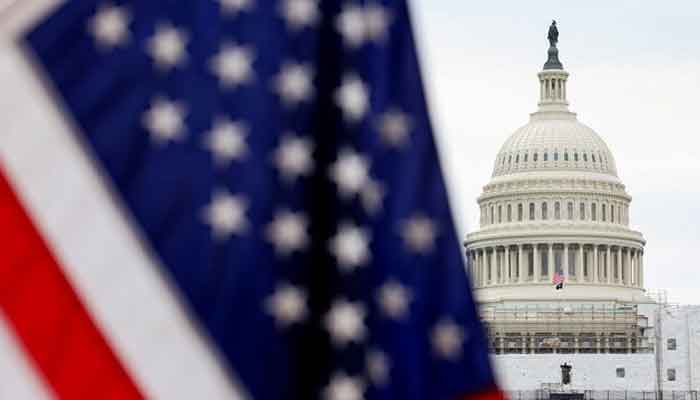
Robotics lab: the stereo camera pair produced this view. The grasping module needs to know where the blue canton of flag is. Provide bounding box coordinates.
[25,0,499,398]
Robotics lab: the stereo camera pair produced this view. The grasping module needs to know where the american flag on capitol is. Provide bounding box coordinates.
[0,0,500,399]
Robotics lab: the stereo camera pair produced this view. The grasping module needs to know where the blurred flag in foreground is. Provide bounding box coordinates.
[0,1,500,399]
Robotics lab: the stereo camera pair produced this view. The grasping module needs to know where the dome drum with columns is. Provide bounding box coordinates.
[464,26,646,304]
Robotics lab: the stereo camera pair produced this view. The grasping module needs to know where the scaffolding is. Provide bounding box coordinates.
[481,304,652,354]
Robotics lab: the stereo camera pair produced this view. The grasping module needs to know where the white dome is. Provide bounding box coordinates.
[465,52,646,305]
[492,111,618,178]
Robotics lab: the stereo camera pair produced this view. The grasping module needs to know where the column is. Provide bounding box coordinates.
[559,78,563,100]
[540,80,544,101]
[626,248,632,286]
[563,244,570,281]
[490,248,497,285]
[617,247,623,284]
[477,250,483,287]
[469,252,475,286]
[639,251,644,287]
[479,251,484,287]
[505,246,511,283]
[563,78,567,99]
[635,250,641,287]
[548,244,554,283]
[518,245,524,284]
[533,244,540,283]
[475,251,482,287]
[605,246,612,283]
[578,245,585,282]
[593,245,598,283]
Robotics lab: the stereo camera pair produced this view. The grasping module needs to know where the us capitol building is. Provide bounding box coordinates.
[464,23,700,394]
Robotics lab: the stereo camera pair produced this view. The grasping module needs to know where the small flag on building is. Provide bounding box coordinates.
[553,271,565,290]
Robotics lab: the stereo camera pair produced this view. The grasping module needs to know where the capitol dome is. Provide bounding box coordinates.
[464,35,646,304]
[492,114,618,178]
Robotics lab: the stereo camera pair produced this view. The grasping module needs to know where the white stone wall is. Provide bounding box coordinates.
[688,310,700,390]
[657,306,700,391]
[492,354,657,391]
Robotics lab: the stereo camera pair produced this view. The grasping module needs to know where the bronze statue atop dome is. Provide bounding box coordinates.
[543,20,563,70]
[548,20,559,48]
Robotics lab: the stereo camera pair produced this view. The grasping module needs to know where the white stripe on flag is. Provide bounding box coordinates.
[0,314,53,400]
[0,38,249,399]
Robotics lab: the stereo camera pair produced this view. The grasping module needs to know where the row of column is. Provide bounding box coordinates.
[540,76,566,102]
[467,243,644,289]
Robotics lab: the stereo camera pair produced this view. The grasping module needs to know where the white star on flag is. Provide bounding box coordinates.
[335,4,365,48]
[376,279,412,321]
[329,148,370,198]
[203,118,248,166]
[323,372,365,400]
[324,299,367,347]
[265,209,309,256]
[265,283,308,327]
[202,190,249,239]
[334,74,369,122]
[376,108,412,147]
[87,3,131,49]
[218,0,254,16]
[146,23,188,70]
[273,62,315,106]
[280,0,320,31]
[400,214,438,254]
[364,3,392,42]
[360,178,385,215]
[366,349,390,387]
[273,134,315,183]
[431,318,466,361]
[329,223,371,273]
[335,3,391,48]
[210,42,255,88]
[142,96,187,144]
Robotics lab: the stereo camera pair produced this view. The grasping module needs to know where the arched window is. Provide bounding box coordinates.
[490,205,494,224]
[554,152,559,161]
[518,204,523,221]
[544,152,548,161]
[534,153,538,162]
[592,154,597,162]
[555,202,561,219]
[574,153,579,162]
[602,204,607,222]
[529,203,535,220]
[508,155,512,163]
[580,202,586,220]
[542,202,548,220]
[524,153,528,162]
[611,206,615,223]
[564,152,569,161]
[567,202,574,220]
[498,205,502,223]
[583,153,588,162]
[515,155,519,163]
[591,203,597,221]
[507,204,512,222]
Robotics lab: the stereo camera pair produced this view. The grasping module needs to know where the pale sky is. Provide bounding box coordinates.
[410,1,700,305]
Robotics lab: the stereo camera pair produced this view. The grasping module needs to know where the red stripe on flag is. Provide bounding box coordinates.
[460,387,506,400]
[0,169,144,399]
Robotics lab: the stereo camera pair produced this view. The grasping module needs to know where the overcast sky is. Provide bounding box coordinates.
[410,1,700,305]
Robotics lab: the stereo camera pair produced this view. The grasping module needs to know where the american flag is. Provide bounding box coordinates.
[0,0,499,399]
[553,271,565,290]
